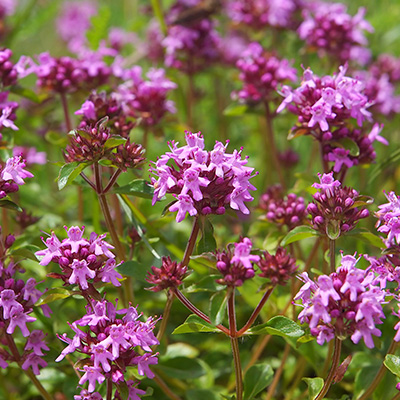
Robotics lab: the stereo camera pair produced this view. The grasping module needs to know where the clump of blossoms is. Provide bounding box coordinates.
[56,299,159,396]
[227,0,300,31]
[295,253,386,348]
[216,237,260,287]
[0,91,18,136]
[117,67,177,127]
[161,1,221,73]
[277,65,387,172]
[35,226,123,292]
[0,229,51,374]
[0,48,18,87]
[233,42,297,105]
[375,191,400,248]
[64,118,145,171]
[75,91,134,138]
[259,184,307,230]
[307,172,369,239]
[0,155,33,199]
[257,246,298,286]
[150,131,257,222]
[146,256,188,292]
[298,2,373,66]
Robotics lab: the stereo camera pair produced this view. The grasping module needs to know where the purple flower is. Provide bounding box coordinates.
[25,330,49,356]
[231,237,260,269]
[7,304,36,337]
[13,146,46,165]
[151,131,258,222]
[69,259,96,290]
[21,353,47,375]
[79,366,105,393]
[0,289,20,319]
[295,253,386,348]
[1,156,33,185]
[99,259,122,287]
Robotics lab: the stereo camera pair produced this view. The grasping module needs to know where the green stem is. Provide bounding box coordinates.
[153,373,182,400]
[315,337,342,400]
[237,287,274,336]
[150,0,167,35]
[6,334,53,400]
[228,288,243,400]
[358,340,398,400]
[264,101,285,189]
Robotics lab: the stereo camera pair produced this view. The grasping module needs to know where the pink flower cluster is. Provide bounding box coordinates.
[298,2,373,65]
[57,299,158,396]
[278,65,386,172]
[227,0,300,30]
[295,253,386,348]
[117,67,177,127]
[259,184,306,230]
[375,191,400,247]
[150,131,257,222]
[0,156,33,199]
[233,42,297,104]
[308,173,369,239]
[35,226,123,291]
[0,231,51,375]
[0,92,18,136]
[0,48,18,87]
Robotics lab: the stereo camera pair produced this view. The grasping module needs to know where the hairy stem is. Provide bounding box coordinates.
[228,288,243,400]
[106,378,113,400]
[181,217,200,268]
[358,340,398,400]
[173,288,230,335]
[237,287,274,336]
[315,337,342,400]
[6,334,53,400]
[103,169,122,194]
[264,101,285,189]
[156,289,175,344]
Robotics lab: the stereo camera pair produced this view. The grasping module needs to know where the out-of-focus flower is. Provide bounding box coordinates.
[295,253,386,348]
[150,131,257,222]
[0,48,18,87]
[13,146,46,165]
[233,42,297,105]
[117,67,177,127]
[259,184,307,229]
[298,2,373,65]
[375,191,400,247]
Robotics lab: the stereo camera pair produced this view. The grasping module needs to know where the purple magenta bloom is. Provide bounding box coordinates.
[69,259,96,289]
[0,289,20,319]
[231,237,260,269]
[7,304,36,337]
[25,330,49,356]
[13,146,46,165]
[79,366,105,393]
[21,353,48,375]
[1,156,33,185]
[36,232,62,266]
[99,259,122,287]
[132,353,158,379]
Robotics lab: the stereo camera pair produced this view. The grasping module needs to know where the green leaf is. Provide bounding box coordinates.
[45,130,69,147]
[197,218,217,254]
[352,195,374,208]
[10,245,41,261]
[186,389,219,400]
[223,103,248,116]
[87,6,110,50]
[117,260,149,282]
[36,288,72,305]
[354,366,380,399]
[113,179,154,199]
[384,354,400,378]
[347,229,385,248]
[9,85,41,103]
[326,220,340,240]
[104,136,127,149]
[156,357,206,379]
[57,162,90,190]
[331,137,360,157]
[0,199,22,212]
[302,377,324,400]
[209,291,227,326]
[185,275,224,293]
[243,363,274,400]
[281,225,318,246]
[172,314,221,334]
[247,316,304,338]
